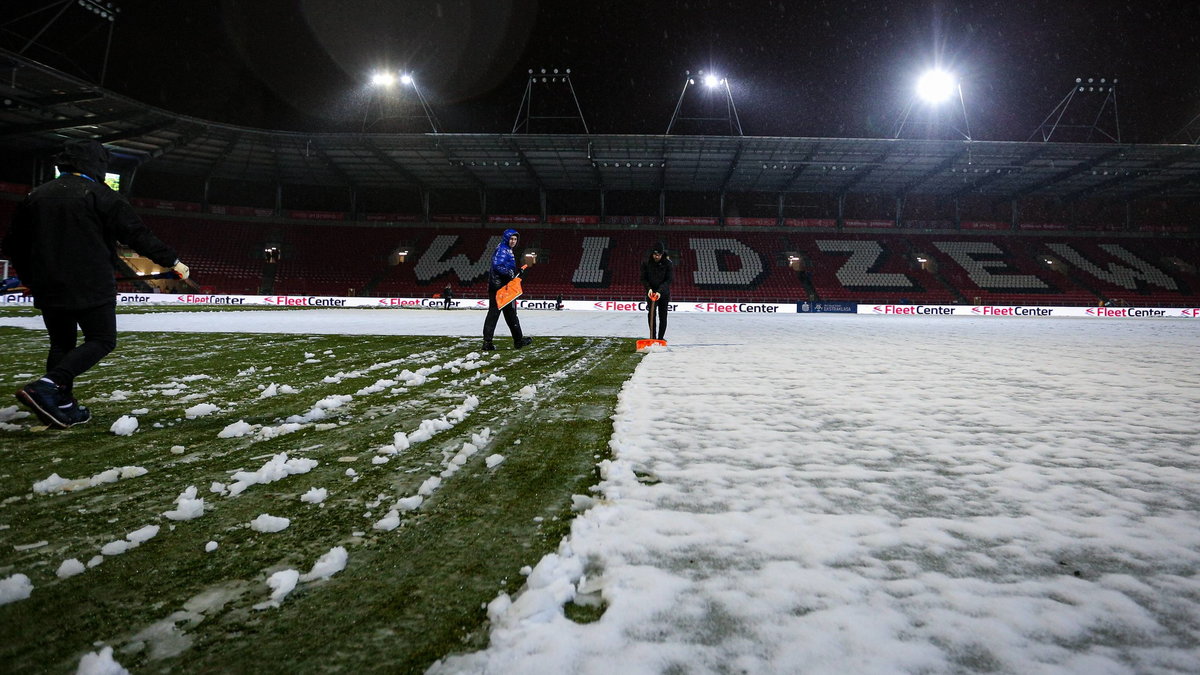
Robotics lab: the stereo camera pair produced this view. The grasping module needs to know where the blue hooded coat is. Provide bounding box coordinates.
[488,228,520,288]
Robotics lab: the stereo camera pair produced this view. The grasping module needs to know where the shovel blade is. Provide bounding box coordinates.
[636,339,668,351]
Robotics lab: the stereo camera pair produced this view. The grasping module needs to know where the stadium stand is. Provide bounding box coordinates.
[69,209,1197,307]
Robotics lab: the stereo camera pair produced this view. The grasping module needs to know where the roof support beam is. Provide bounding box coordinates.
[0,111,130,137]
[359,141,430,192]
[305,139,356,189]
[837,150,890,196]
[1063,147,1200,202]
[896,147,967,197]
[1001,147,1125,202]
[951,146,1047,199]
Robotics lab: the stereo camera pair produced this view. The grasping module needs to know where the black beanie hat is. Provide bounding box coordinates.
[55,140,110,182]
[651,241,666,254]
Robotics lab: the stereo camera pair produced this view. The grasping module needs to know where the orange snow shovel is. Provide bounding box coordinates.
[495,265,528,309]
[636,292,668,351]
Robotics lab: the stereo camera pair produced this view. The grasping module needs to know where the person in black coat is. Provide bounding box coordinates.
[1,140,189,428]
[640,241,673,340]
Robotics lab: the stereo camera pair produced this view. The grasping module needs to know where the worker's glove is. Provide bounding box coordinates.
[648,291,660,302]
[172,260,190,280]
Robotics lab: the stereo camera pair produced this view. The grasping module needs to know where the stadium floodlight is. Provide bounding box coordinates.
[894,68,972,141]
[370,72,396,87]
[364,70,441,133]
[666,69,743,135]
[916,69,956,104]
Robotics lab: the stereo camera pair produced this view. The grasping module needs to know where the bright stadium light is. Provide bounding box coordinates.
[916,69,956,104]
[895,67,972,140]
[666,69,743,135]
[370,71,396,87]
[400,73,414,86]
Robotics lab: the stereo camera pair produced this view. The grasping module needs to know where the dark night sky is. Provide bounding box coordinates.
[8,0,1200,143]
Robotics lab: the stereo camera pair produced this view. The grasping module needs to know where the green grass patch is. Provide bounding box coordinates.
[0,326,640,673]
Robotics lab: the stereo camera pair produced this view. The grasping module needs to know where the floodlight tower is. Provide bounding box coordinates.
[363,70,441,133]
[9,0,121,85]
[512,68,589,134]
[894,69,971,140]
[1028,77,1120,142]
[1169,110,1200,144]
[666,70,744,136]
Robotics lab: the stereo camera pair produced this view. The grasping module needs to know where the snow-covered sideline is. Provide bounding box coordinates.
[431,313,1200,674]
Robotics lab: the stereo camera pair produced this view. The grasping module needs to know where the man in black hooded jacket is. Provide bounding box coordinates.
[2,140,189,428]
[640,241,673,340]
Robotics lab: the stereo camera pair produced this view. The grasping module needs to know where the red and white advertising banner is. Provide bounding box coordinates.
[725,217,777,227]
[548,215,600,225]
[665,216,720,226]
[861,304,1199,319]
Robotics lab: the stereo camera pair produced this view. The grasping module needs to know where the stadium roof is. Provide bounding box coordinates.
[4,48,1200,202]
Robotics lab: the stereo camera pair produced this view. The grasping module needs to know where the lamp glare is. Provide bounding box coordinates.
[704,74,721,88]
[916,69,956,104]
[371,72,396,87]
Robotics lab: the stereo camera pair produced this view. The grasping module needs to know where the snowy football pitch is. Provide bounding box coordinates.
[2,308,1199,674]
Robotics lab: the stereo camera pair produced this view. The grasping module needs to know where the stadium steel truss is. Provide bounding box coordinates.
[3,47,1200,214]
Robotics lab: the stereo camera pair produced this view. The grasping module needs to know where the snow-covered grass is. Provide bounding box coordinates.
[2,308,1199,674]
[0,327,637,673]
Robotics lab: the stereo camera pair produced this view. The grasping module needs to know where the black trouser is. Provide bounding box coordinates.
[482,285,523,344]
[40,302,117,394]
[647,294,669,339]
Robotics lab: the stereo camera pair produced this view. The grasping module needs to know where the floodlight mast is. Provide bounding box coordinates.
[666,70,744,136]
[512,68,589,134]
[363,71,441,133]
[13,0,120,85]
[893,69,971,141]
[1028,77,1119,143]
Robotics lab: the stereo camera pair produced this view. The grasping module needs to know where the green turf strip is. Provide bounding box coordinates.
[0,327,639,673]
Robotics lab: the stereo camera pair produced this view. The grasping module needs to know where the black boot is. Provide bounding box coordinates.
[16,380,71,429]
[515,336,532,349]
[482,341,496,351]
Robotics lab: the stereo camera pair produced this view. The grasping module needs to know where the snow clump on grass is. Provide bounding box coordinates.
[184,403,219,418]
[110,415,138,436]
[249,514,290,533]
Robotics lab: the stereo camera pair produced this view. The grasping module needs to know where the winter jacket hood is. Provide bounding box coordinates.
[55,140,110,183]
[488,231,520,288]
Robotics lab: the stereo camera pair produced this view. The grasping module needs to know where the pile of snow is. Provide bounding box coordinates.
[300,487,328,504]
[0,573,33,605]
[284,394,353,424]
[184,403,219,418]
[226,453,319,497]
[110,415,138,436]
[33,466,148,494]
[254,570,300,610]
[76,646,128,675]
[217,420,256,438]
[163,486,206,521]
[249,514,290,533]
[100,525,159,556]
[56,559,85,579]
[515,385,538,400]
[300,546,348,581]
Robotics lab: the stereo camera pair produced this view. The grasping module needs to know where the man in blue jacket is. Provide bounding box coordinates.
[482,228,531,351]
[2,140,188,428]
